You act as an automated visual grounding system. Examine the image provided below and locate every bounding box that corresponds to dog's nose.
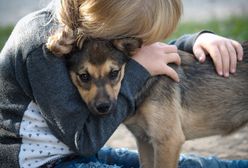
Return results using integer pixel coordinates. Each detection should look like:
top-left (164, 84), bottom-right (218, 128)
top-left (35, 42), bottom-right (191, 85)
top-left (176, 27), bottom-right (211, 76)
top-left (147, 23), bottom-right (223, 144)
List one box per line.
top-left (96, 102), bottom-right (111, 114)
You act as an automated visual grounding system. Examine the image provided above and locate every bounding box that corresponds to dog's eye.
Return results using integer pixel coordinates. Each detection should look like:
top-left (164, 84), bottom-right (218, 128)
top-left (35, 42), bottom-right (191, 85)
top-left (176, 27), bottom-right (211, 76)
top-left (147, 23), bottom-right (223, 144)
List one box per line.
top-left (109, 70), bottom-right (120, 80)
top-left (79, 73), bottom-right (91, 83)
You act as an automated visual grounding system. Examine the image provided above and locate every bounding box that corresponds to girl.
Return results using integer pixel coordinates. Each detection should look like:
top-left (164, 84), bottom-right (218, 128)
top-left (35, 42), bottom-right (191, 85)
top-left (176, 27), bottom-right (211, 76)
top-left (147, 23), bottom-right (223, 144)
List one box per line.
top-left (0, 0), bottom-right (244, 168)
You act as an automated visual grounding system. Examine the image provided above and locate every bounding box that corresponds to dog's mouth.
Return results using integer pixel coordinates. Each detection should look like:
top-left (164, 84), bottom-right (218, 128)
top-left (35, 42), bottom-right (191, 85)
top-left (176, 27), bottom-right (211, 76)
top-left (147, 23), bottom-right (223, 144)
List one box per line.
top-left (88, 101), bottom-right (117, 117)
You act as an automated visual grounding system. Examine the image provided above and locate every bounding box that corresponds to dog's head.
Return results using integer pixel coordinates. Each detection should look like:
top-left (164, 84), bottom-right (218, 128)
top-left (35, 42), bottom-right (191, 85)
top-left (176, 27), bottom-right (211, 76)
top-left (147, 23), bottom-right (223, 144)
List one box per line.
top-left (67, 38), bottom-right (142, 116)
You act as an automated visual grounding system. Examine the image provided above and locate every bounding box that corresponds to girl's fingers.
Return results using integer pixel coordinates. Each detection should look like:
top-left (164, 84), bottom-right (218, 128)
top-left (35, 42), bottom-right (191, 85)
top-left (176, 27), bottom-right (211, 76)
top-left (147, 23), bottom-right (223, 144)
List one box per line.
top-left (219, 44), bottom-right (230, 77)
top-left (163, 65), bottom-right (180, 82)
top-left (164, 53), bottom-right (181, 65)
top-left (231, 40), bottom-right (243, 61)
top-left (209, 47), bottom-right (223, 76)
top-left (226, 41), bottom-right (237, 73)
top-left (160, 43), bottom-right (178, 53)
top-left (193, 45), bottom-right (206, 63)
top-left (193, 33), bottom-right (243, 77)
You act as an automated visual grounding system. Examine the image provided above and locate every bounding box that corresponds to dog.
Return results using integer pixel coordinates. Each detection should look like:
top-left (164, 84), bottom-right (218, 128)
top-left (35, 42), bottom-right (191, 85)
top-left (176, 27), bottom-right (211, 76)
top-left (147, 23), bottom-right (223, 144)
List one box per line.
top-left (66, 37), bottom-right (248, 168)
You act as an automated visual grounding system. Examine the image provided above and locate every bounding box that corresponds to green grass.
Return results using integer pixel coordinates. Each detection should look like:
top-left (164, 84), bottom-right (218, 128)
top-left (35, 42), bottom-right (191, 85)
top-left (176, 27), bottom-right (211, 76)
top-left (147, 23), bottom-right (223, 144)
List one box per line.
top-left (167, 16), bottom-right (248, 42)
top-left (0, 16), bottom-right (248, 51)
top-left (0, 26), bottom-right (13, 50)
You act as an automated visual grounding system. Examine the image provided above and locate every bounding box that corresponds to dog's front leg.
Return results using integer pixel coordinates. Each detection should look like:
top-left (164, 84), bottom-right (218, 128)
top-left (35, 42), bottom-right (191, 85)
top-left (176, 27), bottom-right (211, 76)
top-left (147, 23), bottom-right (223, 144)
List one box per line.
top-left (153, 136), bottom-right (183, 168)
top-left (152, 122), bottom-right (185, 168)
top-left (136, 137), bottom-right (154, 168)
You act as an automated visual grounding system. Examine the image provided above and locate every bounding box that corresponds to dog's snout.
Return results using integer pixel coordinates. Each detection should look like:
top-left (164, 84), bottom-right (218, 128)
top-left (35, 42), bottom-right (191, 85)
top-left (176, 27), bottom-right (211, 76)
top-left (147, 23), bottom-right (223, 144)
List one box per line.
top-left (96, 102), bottom-right (111, 114)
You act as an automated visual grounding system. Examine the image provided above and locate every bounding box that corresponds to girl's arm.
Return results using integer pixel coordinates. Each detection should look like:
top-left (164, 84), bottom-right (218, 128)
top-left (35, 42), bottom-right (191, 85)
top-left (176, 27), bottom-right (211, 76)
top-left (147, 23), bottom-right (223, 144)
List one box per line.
top-left (26, 45), bottom-right (150, 156)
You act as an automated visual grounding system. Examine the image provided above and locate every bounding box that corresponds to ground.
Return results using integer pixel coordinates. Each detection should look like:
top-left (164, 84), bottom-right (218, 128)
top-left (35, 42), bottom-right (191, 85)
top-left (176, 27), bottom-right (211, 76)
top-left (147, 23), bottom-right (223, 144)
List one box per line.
top-left (106, 124), bottom-right (248, 160)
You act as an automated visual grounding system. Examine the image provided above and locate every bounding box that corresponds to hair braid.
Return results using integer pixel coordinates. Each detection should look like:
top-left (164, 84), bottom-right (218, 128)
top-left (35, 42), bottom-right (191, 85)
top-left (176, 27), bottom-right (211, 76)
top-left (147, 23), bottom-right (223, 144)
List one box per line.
top-left (46, 0), bottom-right (81, 56)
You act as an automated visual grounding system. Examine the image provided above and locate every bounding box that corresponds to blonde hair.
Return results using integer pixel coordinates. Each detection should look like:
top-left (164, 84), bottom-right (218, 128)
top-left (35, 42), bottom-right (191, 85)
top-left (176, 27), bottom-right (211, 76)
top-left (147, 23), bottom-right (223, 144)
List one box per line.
top-left (46, 0), bottom-right (182, 56)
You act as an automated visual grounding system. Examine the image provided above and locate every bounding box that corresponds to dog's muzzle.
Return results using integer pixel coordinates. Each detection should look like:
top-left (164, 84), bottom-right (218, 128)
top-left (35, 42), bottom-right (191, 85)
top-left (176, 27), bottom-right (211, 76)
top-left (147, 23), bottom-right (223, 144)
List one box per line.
top-left (95, 101), bottom-right (111, 114)
top-left (90, 100), bottom-right (116, 116)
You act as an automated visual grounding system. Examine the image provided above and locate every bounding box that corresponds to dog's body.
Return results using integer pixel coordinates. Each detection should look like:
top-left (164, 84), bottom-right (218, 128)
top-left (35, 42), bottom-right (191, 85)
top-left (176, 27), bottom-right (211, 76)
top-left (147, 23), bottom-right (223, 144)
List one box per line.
top-left (67, 38), bottom-right (248, 168)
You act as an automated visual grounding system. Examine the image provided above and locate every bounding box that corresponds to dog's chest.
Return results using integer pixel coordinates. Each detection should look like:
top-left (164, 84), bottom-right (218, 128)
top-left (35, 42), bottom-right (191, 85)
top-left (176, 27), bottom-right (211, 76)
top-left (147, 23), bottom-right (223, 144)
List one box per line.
top-left (124, 122), bottom-right (151, 143)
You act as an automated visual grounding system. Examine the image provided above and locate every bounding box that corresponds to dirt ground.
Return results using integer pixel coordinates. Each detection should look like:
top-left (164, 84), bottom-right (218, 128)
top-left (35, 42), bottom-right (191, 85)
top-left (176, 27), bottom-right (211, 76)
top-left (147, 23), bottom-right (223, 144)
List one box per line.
top-left (106, 124), bottom-right (248, 160)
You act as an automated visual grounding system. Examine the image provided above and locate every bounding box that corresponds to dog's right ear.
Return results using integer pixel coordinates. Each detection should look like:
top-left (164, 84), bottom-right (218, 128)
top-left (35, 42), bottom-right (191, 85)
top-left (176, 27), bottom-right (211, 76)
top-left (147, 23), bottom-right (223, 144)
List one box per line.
top-left (111, 38), bottom-right (143, 56)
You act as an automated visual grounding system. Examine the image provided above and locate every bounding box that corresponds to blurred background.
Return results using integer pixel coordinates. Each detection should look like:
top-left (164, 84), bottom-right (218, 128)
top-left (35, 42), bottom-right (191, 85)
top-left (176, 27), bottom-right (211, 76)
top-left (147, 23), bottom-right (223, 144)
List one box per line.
top-left (0, 0), bottom-right (248, 159)
top-left (0, 0), bottom-right (248, 49)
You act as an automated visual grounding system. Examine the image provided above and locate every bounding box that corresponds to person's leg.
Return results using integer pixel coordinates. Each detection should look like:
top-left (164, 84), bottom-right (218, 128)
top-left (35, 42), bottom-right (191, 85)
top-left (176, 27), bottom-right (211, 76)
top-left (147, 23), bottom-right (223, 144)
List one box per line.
top-left (54, 154), bottom-right (122, 168)
top-left (98, 147), bottom-right (248, 168)
top-left (53, 147), bottom-right (248, 168)
top-left (97, 146), bottom-right (140, 168)
top-left (179, 154), bottom-right (248, 168)
top-left (53, 147), bottom-right (139, 168)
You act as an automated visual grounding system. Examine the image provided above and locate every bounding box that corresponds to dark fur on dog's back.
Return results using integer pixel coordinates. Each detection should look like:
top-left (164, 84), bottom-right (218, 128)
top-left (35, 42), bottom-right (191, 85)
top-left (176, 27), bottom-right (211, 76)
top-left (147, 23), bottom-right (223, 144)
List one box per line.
top-left (67, 39), bottom-right (248, 168)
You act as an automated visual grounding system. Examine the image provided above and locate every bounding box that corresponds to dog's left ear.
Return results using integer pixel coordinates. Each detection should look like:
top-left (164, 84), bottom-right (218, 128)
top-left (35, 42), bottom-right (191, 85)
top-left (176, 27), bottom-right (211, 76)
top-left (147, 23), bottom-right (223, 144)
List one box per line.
top-left (112, 38), bottom-right (142, 56)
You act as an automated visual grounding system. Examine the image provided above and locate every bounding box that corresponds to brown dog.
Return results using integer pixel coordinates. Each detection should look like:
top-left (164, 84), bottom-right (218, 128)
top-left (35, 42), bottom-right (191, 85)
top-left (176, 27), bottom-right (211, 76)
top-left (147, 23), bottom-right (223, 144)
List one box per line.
top-left (67, 38), bottom-right (248, 168)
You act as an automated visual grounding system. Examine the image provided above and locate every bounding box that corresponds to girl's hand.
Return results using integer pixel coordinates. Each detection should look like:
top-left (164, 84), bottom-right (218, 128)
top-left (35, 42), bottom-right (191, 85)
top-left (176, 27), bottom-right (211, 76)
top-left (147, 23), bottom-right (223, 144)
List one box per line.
top-left (193, 33), bottom-right (243, 77)
top-left (132, 42), bottom-right (181, 82)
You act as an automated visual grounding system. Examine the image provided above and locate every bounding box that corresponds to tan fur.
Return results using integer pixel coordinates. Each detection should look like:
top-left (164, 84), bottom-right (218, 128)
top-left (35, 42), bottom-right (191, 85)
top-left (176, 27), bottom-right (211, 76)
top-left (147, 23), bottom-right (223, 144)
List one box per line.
top-left (111, 65), bottom-right (126, 98)
top-left (125, 90), bottom-right (186, 168)
top-left (68, 39), bottom-right (248, 168)
top-left (70, 71), bottom-right (97, 104)
top-left (83, 83), bottom-right (97, 105)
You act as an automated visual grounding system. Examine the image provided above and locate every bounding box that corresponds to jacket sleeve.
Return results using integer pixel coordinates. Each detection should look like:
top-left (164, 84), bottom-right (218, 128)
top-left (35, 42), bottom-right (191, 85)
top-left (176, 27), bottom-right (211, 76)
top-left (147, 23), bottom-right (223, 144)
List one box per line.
top-left (26, 45), bottom-right (150, 156)
top-left (169, 30), bottom-right (213, 53)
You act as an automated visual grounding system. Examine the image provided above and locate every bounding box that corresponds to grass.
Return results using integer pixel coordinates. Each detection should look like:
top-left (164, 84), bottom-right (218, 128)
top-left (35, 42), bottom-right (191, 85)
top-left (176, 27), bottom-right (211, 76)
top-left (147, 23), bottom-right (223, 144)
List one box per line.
top-left (0, 16), bottom-right (248, 50)
top-left (0, 26), bottom-right (13, 50)
top-left (167, 16), bottom-right (248, 42)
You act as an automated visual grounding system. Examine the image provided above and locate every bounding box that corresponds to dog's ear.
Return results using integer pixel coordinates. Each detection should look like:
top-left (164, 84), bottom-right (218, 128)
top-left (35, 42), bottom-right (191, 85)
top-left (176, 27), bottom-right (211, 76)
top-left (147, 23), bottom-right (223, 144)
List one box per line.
top-left (64, 36), bottom-right (88, 59)
top-left (112, 38), bottom-right (142, 56)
